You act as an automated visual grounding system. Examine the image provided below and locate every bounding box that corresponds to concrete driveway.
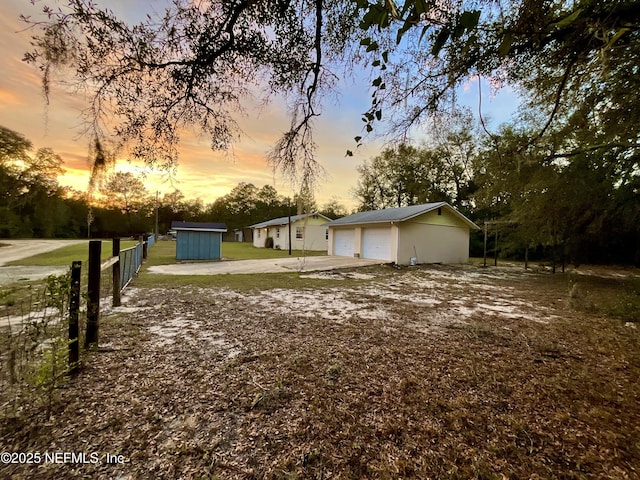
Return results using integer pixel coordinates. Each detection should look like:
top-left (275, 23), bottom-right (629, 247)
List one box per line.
top-left (147, 256), bottom-right (382, 275)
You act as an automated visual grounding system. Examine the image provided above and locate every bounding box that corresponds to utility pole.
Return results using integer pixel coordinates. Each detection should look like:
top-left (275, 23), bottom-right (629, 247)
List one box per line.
top-left (483, 222), bottom-right (488, 267)
top-left (155, 190), bottom-right (159, 239)
top-left (87, 206), bottom-right (94, 239)
top-left (288, 197), bottom-right (292, 256)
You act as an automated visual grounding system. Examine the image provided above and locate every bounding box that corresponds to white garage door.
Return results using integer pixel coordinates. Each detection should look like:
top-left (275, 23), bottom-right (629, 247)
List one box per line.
top-left (333, 229), bottom-right (354, 257)
top-left (362, 227), bottom-right (392, 261)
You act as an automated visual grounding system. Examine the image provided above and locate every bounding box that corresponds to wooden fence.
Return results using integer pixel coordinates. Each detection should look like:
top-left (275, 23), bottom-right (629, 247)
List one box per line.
top-left (68, 235), bottom-right (152, 373)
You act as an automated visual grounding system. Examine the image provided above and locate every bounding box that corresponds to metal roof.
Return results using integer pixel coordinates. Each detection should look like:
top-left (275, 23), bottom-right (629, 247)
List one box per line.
top-left (327, 203), bottom-right (479, 229)
top-left (170, 221), bottom-right (227, 232)
top-left (249, 212), bottom-right (331, 229)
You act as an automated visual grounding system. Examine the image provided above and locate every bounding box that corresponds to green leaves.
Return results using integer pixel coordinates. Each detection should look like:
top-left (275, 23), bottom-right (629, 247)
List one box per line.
top-left (359, 3), bottom-right (388, 30)
top-left (431, 28), bottom-right (450, 56)
top-left (358, 4), bottom-right (482, 56)
top-left (460, 10), bottom-right (481, 30)
top-left (498, 33), bottom-right (513, 57)
top-left (548, 8), bottom-right (583, 31)
top-left (359, 37), bottom-right (379, 52)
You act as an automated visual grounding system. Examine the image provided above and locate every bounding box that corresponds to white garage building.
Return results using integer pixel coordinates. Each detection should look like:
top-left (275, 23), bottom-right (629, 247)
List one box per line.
top-left (327, 202), bottom-right (479, 265)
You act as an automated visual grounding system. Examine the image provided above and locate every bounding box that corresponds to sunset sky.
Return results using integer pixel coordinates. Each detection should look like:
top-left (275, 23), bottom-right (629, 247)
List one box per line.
top-left (0, 0), bottom-right (520, 210)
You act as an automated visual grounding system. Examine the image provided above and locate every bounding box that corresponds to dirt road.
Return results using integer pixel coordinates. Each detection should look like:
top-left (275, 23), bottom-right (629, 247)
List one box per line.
top-left (0, 239), bottom-right (87, 286)
top-left (0, 239), bottom-right (87, 266)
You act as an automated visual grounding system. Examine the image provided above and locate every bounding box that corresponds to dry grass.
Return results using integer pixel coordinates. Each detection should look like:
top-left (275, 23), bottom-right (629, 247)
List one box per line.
top-left (1, 264), bottom-right (639, 479)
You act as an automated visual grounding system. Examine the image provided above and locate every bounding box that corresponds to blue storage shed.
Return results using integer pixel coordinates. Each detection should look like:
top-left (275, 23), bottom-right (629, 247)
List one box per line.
top-left (170, 221), bottom-right (227, 260)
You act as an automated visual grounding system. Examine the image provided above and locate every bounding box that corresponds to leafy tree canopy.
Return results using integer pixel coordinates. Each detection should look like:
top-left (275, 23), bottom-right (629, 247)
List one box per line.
top-left (23, 0), bottom-right (359, 186)
top-left (100, 171), bottom-right (149, 213)
top-left (22, 0), bottom-right (640, 186)
top-left (355, 1), bottom-right (639, 143)
top-left (0, 125), bottom-right (32, 165)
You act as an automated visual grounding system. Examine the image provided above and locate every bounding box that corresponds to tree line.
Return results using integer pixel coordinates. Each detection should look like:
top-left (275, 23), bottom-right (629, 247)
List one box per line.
top-left (351, 109), bottom-right (639, 266)
top-left (0, 125), bottom-right (349, 239)
top-left (15, 1), bottom-right (639, 265)
top-left (2, 120), bottom-right (638, 264)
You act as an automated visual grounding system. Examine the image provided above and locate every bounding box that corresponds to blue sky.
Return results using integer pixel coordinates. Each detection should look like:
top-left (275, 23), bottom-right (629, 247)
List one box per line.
top-left (0, 0), bottom-right (520, 209)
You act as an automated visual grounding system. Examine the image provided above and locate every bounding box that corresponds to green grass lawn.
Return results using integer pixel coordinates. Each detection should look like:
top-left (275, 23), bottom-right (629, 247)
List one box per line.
top-left (5, 240), bottom-right (140, 267)
top-left (223, 241), bottom-right (326, 260)
top-left (144, 240), bottom-right (327, 267)
top-left (7, 240), bottom-right (327, 267)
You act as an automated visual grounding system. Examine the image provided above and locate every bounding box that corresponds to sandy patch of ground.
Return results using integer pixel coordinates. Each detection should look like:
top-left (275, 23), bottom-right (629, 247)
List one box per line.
top-left (147, 255), bottom-right (381, 275)
top-left (2, 264), bottom-right (639, 479)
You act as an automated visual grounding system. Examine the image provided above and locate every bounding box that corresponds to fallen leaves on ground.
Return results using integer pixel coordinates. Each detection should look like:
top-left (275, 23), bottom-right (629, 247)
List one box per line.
top-left (1, 264), bottom-right (639, 479)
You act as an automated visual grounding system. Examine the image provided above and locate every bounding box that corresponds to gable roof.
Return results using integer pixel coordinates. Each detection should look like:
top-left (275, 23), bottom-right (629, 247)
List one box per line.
top-left (249, 212), bottom-right (332, 229)
top-left (170, 221), bottom-right (227, 232)
top-left (327, 202), bottom-right (479, 229)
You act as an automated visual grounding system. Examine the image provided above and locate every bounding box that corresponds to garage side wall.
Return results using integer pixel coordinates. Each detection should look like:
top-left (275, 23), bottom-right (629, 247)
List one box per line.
top-left (398, 214), bottom-right (470, 264)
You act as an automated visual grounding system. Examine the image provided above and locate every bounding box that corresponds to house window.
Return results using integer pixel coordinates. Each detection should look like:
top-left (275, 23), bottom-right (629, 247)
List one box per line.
top-left (276, 227), bottom-right (280, 238)
top-left (325, 229), bottom-right (329, 240)
top-left (437, 207), bottom-right (442, 216)
top-left (296, 227), bottom-right (303, 239)
top-left (257, 229), bottom-right (261, 238)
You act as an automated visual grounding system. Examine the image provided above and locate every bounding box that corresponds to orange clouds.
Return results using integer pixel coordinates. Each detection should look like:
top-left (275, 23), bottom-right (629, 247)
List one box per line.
top-left (0, 0), bottom-right (369, 210)
top-left (0, 87), bottom-right (22, 107)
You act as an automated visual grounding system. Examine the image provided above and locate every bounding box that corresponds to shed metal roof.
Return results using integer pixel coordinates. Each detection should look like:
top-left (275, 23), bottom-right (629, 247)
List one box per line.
top-left (249, 212), bottom-right (331, 229)
top-left (327, 203), bottom-right (479, 229)
top-left (170, 221), bottom-right (227, 232)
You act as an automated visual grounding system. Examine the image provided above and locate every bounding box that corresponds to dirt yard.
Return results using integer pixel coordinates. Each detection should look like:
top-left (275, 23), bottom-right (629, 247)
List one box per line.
top-left (1, 264), bottom-right (639, 479)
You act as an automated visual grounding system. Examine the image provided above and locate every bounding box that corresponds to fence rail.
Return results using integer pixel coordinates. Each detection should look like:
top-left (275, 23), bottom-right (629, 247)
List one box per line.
top-left (79, 236), bottom-right (149, 352)
top-left (74, 235), bottom-right (153, 369)
top-left (120, 242), bottom-right (143, 290)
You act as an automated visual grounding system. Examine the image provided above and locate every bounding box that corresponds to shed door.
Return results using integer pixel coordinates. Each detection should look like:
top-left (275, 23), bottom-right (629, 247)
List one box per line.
top-left (176, 231), bottom-right (221, 260)
top-left (333, 229), bottom-right (354, 257)
top-left (362, 227), bottom-right (392, 261)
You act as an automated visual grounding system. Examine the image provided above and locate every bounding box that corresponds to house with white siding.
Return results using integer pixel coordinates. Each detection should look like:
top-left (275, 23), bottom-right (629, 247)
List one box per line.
top-left (250, 213), bottom-right (331, 251)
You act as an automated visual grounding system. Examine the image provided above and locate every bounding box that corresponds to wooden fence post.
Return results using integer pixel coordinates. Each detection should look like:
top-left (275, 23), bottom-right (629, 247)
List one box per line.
top-left (112, 237), bottom-right (121, 307)
top-left (69, 261), bottom-right (82, 374)
top-left (85, 240), bottom-right (101, 349)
